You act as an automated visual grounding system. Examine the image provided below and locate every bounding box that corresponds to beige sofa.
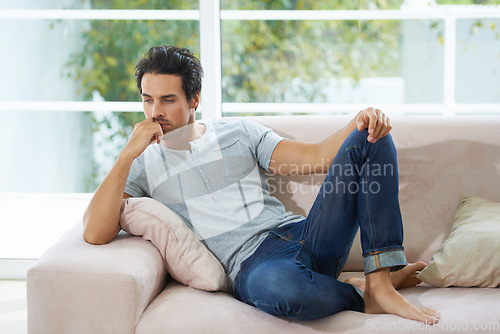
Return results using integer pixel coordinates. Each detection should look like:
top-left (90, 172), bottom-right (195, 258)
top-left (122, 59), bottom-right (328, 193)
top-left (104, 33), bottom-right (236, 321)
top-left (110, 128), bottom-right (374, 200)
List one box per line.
top-left (28, 115), bottom-right (500, 334)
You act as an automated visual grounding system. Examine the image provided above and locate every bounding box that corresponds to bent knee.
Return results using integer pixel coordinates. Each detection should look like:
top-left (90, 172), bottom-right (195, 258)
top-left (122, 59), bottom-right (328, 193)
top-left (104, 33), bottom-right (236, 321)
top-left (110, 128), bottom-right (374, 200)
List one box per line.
top-left (244, 261), bottom-right (318, 317)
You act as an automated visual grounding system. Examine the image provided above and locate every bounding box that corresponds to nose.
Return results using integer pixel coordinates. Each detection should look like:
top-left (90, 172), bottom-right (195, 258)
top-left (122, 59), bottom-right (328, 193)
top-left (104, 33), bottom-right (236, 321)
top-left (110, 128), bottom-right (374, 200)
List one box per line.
top-left (152, 101), bottom-right (166, 119)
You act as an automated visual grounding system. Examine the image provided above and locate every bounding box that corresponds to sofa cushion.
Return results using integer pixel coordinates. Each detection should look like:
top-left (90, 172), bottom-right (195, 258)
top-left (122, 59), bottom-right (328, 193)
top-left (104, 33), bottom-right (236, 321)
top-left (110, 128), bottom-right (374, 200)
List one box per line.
top-left (135, 281), bottom-right (320, 334)
top-left (120, 197), bottom-right (228, 291)
top-left (136, 278), bottom-right (500, 334)
top-left (417, 194), bottom-right (500, 287)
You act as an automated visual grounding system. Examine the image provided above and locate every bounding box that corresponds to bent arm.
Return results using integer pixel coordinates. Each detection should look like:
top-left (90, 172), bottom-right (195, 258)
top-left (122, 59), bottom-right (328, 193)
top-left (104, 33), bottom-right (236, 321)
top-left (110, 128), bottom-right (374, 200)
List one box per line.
top-left (83, 117), bottom-right (163, 245)
top-left (83, 152), bottom-right (134, 245)
top-left (269, 108), bottom-right (391, 175)
top-left (269, 118), bottom-right (358, 175)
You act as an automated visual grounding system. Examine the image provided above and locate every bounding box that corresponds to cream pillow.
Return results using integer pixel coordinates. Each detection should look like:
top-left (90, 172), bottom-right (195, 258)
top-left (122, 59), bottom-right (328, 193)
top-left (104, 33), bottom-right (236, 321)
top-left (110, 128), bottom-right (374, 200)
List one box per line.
top-left (119, 197), bottom-right (227, 292)
top-left (417, 194), bottom-right (500, 287)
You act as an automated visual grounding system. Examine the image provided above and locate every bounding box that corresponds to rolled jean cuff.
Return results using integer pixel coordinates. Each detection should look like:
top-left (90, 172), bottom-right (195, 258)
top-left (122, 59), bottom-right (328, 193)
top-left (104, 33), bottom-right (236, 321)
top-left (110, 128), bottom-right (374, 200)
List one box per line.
top-left (363, 249), bottom-right (407, 275)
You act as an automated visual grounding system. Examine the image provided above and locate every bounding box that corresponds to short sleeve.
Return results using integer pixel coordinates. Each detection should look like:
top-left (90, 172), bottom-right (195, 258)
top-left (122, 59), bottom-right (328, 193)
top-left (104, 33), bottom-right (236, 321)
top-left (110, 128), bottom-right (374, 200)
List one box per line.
top-left (124, 156), bottom-right (149, 198)
top-left (241, 120), bottom-right (285, 173)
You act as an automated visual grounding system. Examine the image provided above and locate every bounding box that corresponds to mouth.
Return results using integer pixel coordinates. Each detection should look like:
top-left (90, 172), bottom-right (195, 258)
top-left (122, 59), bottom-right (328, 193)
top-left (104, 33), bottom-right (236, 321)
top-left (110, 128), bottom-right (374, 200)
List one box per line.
top-left (154, 118), bottom-right (171, 127)
top-left (157, 121), bottom-right (174, 135)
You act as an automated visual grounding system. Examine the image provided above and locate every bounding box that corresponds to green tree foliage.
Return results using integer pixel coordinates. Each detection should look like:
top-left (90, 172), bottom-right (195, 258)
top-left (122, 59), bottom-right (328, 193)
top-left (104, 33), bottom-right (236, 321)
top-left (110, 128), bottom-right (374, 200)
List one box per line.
top-left (222, 18), bottom-right (401, 102)
top-left (221, 0), bottom-right (403, 102)
top-left (69, 1), bottom-right (199, 103)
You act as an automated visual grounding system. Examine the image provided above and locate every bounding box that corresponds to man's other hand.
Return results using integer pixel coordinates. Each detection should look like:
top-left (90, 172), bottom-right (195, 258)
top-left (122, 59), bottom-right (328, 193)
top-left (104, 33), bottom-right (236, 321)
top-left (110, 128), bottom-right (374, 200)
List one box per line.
top-left (355, 107), bottom-right (392, 143)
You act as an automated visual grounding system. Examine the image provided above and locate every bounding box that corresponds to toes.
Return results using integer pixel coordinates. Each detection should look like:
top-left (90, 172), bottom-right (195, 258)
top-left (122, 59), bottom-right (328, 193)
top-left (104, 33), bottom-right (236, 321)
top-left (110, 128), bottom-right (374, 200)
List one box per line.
top-left (424, 316), bottom-right (440, 325)
top-left (420, 307), bottom-right (440, 325)
top-left (408, 262), bottom-right (427, 271)
top-left (414, 308), bottom-right (440, 325)
top-left (397, 263), bottom-right (426, 277)
top-left (422, 307), bottom-right (440, 318)
top-left (396, 272), bottom-right (422, 288)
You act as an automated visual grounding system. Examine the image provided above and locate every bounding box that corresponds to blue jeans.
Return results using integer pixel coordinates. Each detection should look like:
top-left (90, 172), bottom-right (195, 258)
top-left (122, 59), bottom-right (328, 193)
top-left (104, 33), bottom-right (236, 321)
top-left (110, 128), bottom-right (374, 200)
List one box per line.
top-left (234, 129), bottom-right (407, 321)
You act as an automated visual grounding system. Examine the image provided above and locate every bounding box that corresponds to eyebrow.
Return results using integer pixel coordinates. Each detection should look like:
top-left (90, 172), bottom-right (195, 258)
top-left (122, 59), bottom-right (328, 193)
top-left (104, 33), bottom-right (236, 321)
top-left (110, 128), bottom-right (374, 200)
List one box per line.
top-left (141, 93), bottom-right (177, 99)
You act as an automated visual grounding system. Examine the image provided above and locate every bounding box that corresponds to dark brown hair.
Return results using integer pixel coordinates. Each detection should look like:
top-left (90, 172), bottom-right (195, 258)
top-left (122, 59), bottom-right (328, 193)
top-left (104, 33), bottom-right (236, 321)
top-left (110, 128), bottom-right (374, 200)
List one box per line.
top-left (135, 46), bottom-right (203, 103)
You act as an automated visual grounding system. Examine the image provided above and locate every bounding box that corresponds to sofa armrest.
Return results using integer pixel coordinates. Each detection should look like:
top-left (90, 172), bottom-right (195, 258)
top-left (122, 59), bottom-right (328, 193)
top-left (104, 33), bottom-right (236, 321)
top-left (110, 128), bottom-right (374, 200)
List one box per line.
top-left (27, 221), bottom-right (168, 334)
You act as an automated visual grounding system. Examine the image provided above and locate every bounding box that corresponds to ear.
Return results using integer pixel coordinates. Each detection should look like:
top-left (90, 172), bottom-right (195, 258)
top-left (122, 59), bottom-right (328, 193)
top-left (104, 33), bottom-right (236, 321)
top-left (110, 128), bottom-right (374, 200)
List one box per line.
top-left (191, 92), bottom-right (200, 111)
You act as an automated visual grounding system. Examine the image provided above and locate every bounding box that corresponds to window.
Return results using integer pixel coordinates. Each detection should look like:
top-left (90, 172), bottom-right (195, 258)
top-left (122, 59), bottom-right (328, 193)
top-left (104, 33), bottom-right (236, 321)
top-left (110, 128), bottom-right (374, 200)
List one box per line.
top-left (0, 2), bottom-right (200, 266)
top-left (1, 0), bottom-right (499, 277)
top-left (219, 1), bottom-right (500, 115)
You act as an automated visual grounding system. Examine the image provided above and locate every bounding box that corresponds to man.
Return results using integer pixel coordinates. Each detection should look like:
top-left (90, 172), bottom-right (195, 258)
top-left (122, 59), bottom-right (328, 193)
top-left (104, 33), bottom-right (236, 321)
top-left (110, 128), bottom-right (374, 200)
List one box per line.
top-left (83, 45), bottom-right (439, 323)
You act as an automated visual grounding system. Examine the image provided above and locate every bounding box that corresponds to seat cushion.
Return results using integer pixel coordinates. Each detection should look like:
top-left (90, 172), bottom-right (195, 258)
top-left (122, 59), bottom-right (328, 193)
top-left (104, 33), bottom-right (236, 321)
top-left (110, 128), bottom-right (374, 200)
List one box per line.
top-left (136, 273), bottom-right (500, 334)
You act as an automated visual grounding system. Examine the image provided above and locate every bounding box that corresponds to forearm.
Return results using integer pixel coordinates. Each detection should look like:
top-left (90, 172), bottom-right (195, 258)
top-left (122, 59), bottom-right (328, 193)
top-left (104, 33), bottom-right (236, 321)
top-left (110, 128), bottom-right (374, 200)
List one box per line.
top-left (314, 118), bottom-right (358, 172)
top-left (269, 118), bottom-right (357, 175)
top-left (82, 117), bottom-right (163, 244)
top-left (304, 108), bottom-right (391, 172)
top-left (269, 108), bottom-right (391, 176)
top-left (83, 152), bottom-right (134, 244)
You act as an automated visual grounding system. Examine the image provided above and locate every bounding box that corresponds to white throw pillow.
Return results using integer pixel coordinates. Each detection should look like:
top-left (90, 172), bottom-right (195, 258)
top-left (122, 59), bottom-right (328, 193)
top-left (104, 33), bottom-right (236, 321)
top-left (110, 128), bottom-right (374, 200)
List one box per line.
top-left (120, 197), bottom-right (227, 292)
top-left (417, 194), bottom-right (500, 287)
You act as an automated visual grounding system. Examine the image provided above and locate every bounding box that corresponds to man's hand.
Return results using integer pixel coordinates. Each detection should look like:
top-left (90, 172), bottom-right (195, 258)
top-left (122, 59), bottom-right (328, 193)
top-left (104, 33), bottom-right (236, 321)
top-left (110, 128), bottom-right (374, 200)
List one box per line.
top-left (355, 107), bottom-right (392, 143)
top-left (121, 117), bottom-right (163, 160)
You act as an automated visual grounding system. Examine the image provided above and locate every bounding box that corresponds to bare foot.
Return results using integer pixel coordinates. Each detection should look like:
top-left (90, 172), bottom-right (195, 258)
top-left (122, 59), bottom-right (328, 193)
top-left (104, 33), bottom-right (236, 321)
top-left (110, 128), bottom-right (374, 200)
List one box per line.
top-left (363, 267), bottom-right (440, 324)
top-left (390, 262), bottom-right (427, 289)
top-left (345, 262), bottom-right (426, 292)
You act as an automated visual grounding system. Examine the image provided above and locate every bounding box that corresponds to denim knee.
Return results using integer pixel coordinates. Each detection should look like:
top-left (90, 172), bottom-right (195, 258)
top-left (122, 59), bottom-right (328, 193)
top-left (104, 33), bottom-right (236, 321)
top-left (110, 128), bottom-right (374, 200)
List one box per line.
top-left (244, 260), bottom-right (314, 318)
top-left (343, 129), bottom-right (397, 164)
top-left (345, 128), bottom-right (395, 148)
top-left (339, 129), bottom-right (367, 152)
top-left (242, 258), bottom-right (366, 321)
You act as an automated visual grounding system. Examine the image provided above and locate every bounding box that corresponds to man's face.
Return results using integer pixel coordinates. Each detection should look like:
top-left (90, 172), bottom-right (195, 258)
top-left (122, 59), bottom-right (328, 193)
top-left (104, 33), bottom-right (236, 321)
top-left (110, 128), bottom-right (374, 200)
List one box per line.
top-left (141, 73), bottom-right (199, 134)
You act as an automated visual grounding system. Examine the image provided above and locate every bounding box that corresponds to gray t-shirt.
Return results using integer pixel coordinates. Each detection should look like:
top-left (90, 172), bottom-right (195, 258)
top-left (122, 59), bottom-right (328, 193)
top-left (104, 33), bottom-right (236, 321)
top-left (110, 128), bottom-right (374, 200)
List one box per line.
top-left (125, 119), bottom-right (304, 292)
